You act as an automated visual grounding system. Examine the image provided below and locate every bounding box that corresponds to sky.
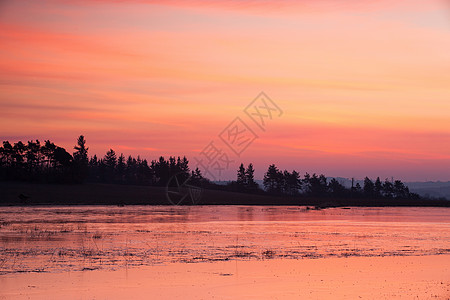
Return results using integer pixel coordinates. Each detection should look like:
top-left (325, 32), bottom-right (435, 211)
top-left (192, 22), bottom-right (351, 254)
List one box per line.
top-left (1, 0), bottom-right (450, 181)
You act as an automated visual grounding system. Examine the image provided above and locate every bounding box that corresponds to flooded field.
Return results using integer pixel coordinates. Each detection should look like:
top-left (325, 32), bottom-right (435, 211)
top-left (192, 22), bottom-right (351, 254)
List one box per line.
top-left (0, 206), bottom-right (449, 274)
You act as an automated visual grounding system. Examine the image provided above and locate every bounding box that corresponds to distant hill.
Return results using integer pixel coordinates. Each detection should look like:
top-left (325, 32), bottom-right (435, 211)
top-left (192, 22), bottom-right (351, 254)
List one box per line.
top-left (406, 181), bottom-right (450, 199)
top-left (330, 178), bottom-right (450, 200)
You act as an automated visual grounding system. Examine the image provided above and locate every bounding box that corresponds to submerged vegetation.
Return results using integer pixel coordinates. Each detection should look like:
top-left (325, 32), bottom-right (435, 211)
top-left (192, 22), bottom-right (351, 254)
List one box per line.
top-left (0, 136), bottom-right (447, 205)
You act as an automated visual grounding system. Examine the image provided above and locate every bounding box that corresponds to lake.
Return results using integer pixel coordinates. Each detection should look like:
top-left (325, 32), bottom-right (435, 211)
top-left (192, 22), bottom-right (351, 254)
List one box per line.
top-left (1, 206), bottom-right (449, 274)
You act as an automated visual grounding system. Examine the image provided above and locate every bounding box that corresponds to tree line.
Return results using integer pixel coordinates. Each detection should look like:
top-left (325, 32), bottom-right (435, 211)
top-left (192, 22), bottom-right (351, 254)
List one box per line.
top-left (0, 137), bottom-right (88, 183)
top-left (0, 136), bottom-right (420, 201)
top-left (258, 164), bottom-right (418, 200)
top-left (0, 136), bottom-right (207, 187)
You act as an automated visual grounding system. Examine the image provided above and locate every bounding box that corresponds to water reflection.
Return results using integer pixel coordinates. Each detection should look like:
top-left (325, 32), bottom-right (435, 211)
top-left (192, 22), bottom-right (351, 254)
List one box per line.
top-left (0, 206), bottom-right (449, 274)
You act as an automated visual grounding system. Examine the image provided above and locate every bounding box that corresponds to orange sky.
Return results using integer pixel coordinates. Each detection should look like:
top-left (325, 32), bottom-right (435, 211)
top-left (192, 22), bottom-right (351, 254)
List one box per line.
top-left (1, 0), bottom-right (450, 181)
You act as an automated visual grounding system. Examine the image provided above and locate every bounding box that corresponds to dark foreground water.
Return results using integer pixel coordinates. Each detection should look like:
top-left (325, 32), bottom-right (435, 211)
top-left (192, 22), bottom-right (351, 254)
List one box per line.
top-left (0, 206), bottom-right (449, 274)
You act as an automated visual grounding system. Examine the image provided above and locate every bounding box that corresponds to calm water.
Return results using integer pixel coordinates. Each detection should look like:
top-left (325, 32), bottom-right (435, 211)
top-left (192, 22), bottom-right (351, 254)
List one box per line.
top-left (0, 206), bottom-right (449, 274)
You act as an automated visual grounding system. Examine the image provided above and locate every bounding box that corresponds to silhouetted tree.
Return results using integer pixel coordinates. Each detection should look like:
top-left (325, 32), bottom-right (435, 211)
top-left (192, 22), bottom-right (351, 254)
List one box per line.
top-left (149, 156), bottom-right (190, 186)
top-left (42, 140), bottom-right (57, 170)
top-left (0, 143), bottom-right (6, 177)
top-left (125, 155), bottom-right (137, 183)
top-left (73, 136), bottom-right (88, 162)
top-left (393, 180), bottom-right (409, 199)
top-left (104, 149), bottom-right (117, 168)
top-left (363, 177), bottom-right (375, 198)
top-left (26, 140), bottom-right (41, 177)
top-left (53, 146), bottom-right (73, 182)
top-left (136, 156), bottom-right (151, 184)
top-left (73, 135), bottom-right (89, 182)
top-left (328, 178), bottom-right (346, 198)
top-left (103, 149), bottom-right (117, 182)
top-left (354, 182), bottom-right (362, 195)
top-left (117, 153), bottom-right (126, 182)
top-left (190, 167), bottom-right (204, 185)
top-left (153, 156), bottom-right (169, 185)
top-left (12, 142), bottom-right (26, 179)
top-left (264, 164), bottom-right (282, 194)
top-left (177, 156), bottom-right (190, 180)
top-left (88, 155), bottom-right (99, 181)
top-left (303, 173), bottom-right (328, 197)
top-left (282, 170), bottom-right (301, 195)
top-left (382, 179), bottom-right (394, 198)
top-left (1, 141), bottom-right (13, 166)
top-left (189, 167), bottom-right (212, 188)
top-left (236, 163), bottom-right (246, 189)
top-left (0, 136), bottom-right (436, 203)
top-left (245, 163), bottom-right (258, 192)
top-left (230, 163), bottom-right (260, 193)
top-left (374, 177), bottom-right (383, 197)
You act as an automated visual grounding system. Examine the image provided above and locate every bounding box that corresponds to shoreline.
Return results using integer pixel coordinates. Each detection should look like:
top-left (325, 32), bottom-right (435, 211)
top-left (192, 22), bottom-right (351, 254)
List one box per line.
top-left (1, 181), bottom-right (449, 207)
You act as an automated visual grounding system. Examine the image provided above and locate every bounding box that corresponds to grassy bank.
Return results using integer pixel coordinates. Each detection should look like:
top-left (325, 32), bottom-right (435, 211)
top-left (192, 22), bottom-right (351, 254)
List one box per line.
top-left (0, 181), bottom-right (449, 207)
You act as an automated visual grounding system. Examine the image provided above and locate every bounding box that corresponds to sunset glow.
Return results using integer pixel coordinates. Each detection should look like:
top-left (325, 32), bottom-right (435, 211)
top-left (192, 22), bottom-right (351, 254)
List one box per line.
top-left (1, 0), bottom-right (450, 180)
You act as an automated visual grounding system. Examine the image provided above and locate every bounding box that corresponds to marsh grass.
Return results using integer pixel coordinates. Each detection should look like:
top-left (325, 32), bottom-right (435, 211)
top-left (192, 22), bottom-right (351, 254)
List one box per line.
top-left (262, 249), bottom-right (276, 259)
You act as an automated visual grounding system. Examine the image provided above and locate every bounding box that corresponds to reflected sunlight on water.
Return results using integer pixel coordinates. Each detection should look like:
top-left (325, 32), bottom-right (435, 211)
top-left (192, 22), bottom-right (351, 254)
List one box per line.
top-left (0, 206), bottom-right (449, 274)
